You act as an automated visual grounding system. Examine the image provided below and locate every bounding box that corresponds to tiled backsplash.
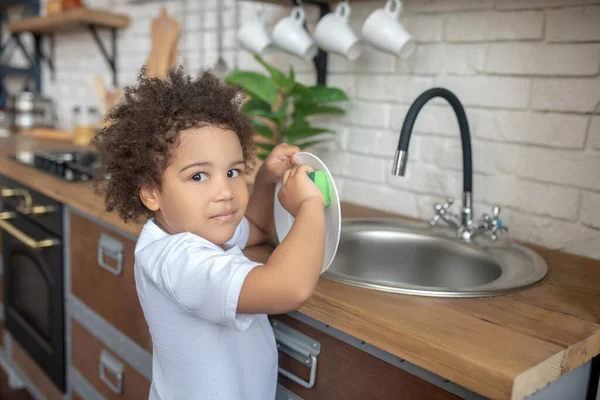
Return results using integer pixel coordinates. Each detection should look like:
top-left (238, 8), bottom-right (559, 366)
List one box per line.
top-left (21, 0), bottom-right (600, 259)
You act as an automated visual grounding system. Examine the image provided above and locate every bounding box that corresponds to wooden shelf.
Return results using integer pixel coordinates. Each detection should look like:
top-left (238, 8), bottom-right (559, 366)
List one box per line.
top-left (7, 8), bottom-right (130, 34)
top-left (256, 0), bottom-right (380, 4)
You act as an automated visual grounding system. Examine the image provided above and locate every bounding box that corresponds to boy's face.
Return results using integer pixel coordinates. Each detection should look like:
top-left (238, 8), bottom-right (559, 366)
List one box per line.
top-left (141, 125), bottom-right (249, 246)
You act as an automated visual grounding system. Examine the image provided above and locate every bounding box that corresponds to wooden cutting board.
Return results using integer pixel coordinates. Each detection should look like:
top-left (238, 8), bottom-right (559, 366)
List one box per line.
top-left (146, 7), bottom-right (179, 79)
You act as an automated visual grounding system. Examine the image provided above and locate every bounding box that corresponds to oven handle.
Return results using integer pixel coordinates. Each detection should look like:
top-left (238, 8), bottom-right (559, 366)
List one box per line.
top-left (0, 219), bottom-right (61, 249)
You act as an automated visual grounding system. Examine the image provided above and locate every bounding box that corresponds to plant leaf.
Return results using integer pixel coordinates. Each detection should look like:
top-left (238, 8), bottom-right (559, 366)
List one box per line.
top-left (288, 82), bottom-right (311, 98)
top-left (243, 98), bottom-right (272, 117)
top-left (298, 85), bottom-right (349, 105)
top-left (286, 125), bottom-right (333, 144)
top-left (255, 55), bottom-right (294, 89)
top-left (294, 105), bottom-right (345, 119)
top-left (289, 66), bottom-right (295, 82)
top-left (224, 71), bottom-right (276, 105)
top-left (288, 118), bottom-right (310, 131)
top-left (251, 120), bottom-right (275, 139)
top-left (255, 142), bottom-right (275, 155)
top-left (298, 139), bottom-right (330, 150)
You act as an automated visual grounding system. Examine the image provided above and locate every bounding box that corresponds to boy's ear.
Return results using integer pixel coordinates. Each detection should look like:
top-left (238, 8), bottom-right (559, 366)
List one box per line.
top-left (139, 184), bottom-right (160, 212)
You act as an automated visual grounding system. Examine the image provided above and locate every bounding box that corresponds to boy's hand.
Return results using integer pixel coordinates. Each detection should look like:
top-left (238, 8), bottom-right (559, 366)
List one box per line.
top-left (278, 164), bottom-right (326, 217)
top-left (258, 143), bottom-right (301, 184)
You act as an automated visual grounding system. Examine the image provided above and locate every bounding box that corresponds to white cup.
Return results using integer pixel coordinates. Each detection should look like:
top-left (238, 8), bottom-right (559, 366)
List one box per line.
top-left (314, 2), bottom-right (362, 60)
top-left (361, 0), bottom-right (414, 59)
top-left (272, 6), bottom-right (318, 60)
top-left (237, 7), bottom-right (274, 56)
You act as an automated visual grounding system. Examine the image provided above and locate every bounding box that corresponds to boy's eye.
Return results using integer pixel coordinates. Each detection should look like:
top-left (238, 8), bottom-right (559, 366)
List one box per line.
top-left (228, 169), bottom-right (240, 178)
top-left (191, 172), bottom-right (208, 182)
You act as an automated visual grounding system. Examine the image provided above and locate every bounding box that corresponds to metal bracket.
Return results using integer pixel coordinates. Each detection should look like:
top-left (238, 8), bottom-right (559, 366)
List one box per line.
top-left (291, 0), bottom-right (330, 86)
top-left (99, 349), bottom-right (124, 395)
top-left (272, 319), bottom-right (321, 389)
top-left (98, 233), bottom-right (124, 276)
top-left (0, 0), bottom-right (43, 95)
top-left (88, 25), bottom-right (118, 87)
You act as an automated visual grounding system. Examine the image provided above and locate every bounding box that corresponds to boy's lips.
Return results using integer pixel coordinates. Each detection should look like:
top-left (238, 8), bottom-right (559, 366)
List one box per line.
top-left (211, 210), bottom-right (237, 222)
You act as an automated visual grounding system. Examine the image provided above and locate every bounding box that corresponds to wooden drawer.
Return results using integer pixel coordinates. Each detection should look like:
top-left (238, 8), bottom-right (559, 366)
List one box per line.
top-left (70, 212), bottom-right (151, 352)
top-left (71, 319), bottom-right (151, 399)
top-left (72, 391), bottom-right (84, 400)
top-left (13, 340), bottom-right (63, 400)
top-left (273, 314), bottom-right (460, 400)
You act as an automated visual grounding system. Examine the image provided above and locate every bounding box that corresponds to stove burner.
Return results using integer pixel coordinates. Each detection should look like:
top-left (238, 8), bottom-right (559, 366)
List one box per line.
top-left (12, 150), bottom-right (104, 182)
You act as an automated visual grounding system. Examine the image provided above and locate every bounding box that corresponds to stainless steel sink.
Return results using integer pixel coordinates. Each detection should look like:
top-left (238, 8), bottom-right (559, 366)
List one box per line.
top-left (323, 218), bottom-right (548, 298)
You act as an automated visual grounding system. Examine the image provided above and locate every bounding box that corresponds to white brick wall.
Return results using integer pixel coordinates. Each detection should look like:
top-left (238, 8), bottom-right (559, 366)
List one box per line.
top-left (23, 0), bottom-right (600, 260)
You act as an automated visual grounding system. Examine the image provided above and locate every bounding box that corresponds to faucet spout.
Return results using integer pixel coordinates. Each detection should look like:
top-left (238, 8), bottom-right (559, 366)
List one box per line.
top-left (392, 87), bottom-right (474, 230)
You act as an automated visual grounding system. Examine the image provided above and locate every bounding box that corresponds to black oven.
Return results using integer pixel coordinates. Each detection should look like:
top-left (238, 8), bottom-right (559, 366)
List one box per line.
top-left (0, 175), bottom-right (65, 392)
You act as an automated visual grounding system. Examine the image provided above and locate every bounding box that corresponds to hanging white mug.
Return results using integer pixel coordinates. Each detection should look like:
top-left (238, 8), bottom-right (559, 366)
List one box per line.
top-left (272, 6), bottom-right (318, 60)
top-left (314, 2), bottom-right (362, 60)
top-left (237, 6), bottom-right (274, 56)
top-left (361, 0), bottom-right (414, 59)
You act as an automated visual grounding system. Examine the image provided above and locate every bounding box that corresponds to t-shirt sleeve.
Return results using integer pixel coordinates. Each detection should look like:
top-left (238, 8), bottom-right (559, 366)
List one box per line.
top-left (149, 234), bottom-right (259, 331)
top-left (223, 216), bottom-right (250, 250)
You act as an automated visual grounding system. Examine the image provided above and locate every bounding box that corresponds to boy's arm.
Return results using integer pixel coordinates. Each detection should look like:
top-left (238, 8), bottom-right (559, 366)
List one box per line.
top-left (238, 164), bottom-right (326, 315)
top-left (244, 168), bottom-right (276, 247)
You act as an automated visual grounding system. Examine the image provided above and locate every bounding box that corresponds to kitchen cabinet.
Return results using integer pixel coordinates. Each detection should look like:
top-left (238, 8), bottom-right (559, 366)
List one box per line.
top-left (71, 319), bottom-right (151, 400)
top-left (70, 211), bottom-right (152, 352)
top-left (272, 314), bottom-right (461, 400)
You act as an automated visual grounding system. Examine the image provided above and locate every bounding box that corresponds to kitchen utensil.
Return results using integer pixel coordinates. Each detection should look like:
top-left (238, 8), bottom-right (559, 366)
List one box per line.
top-left (273, 152), bottom-right (341, 274)
top-left (73, 106), bottom-right (99, 147)
top-left (146, 7), bottom-right (180, 79)
top-left (213, 0), bottom-right (228, 78)
top-left (272, 6), bottom-right (318, 60)
top-left (92, 75), bottom-right (122, 118)
top-left (7, 91), bottom-right (56, 130)
top-left (237, 4), bottom-right (274, 56)
top-left (361, 0), bottom-right (414, 59)
top-left (314, 1), bottom-right (362, 60)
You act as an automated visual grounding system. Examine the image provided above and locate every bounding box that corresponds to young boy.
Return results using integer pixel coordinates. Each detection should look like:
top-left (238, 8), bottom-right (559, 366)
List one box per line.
top-left (92, 67), bottom-right (326, 399)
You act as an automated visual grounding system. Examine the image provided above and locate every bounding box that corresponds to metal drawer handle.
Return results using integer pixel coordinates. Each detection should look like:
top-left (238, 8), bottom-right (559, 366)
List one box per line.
top-left (99, 349), bottom-right (124, 395)
top-left (98, 233), bottom-right (124, 276)
top-left (1, 187), bottom-right (32, 210)
top-left (0, 219), bottom-right (60, 249)
top-left (272, 319), bottom-right (321, 389)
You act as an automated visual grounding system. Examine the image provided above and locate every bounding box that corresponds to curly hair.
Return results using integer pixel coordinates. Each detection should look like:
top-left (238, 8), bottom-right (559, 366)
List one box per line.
top-left (92, 66), bottom-right (256, 224)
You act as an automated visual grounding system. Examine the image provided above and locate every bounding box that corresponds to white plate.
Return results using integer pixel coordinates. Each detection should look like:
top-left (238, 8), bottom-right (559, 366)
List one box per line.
top-left (273, 152), bottom-right (341, 274)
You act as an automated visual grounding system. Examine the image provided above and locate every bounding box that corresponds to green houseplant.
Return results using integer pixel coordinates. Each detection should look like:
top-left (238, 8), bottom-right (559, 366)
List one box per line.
top-left (224, 55), bottom-right (349, 159)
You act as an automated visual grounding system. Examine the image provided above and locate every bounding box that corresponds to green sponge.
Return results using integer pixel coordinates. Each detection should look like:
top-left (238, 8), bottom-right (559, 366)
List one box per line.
top-left (309, 171), bottom-right (331, 207)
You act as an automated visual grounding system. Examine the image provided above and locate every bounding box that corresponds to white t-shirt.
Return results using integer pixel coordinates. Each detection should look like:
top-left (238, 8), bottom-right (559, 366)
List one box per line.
top-left (134, 217), bottom-right (278, 399)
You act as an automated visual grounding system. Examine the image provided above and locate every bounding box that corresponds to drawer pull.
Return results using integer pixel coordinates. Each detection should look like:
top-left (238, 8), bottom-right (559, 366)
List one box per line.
top-left (99, 349), bottom-right (124, 395)
top-left (98, 233), bottom-right (124, 276)
top-left (0, 218), bottom-right (60, 249)
top-left (272, 319), bottom-right (321, 389)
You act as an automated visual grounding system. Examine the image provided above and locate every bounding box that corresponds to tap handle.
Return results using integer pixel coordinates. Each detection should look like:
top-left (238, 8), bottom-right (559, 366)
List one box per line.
top-left (492, 206), bottom-right (501, 218)
top-left (434, 197), bottom-right (454, 212)
top-left (430, 198), bottom-right (459, 228)
top-left (487, 205), bottom-right (508, 240)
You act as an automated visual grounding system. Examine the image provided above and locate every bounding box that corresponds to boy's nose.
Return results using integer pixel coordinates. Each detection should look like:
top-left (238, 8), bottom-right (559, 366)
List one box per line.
top-left (215, 178), bottom-right (234, 202)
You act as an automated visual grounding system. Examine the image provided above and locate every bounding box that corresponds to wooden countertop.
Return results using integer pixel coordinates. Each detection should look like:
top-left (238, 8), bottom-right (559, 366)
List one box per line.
top-left (2, 135), bottom-right (599, 399)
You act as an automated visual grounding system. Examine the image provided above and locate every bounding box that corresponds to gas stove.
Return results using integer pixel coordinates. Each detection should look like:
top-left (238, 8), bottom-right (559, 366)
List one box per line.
top-left (11, 150), bottom-right (103, 182)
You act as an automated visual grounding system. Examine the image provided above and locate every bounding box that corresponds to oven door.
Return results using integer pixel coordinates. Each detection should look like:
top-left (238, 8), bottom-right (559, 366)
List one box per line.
top-left (1, 208), bottom-right (65, 392)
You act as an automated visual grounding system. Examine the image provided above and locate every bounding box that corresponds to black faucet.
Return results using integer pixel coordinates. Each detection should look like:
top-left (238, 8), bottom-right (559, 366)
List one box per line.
top-left (392, 87), bottom-right (486, 239)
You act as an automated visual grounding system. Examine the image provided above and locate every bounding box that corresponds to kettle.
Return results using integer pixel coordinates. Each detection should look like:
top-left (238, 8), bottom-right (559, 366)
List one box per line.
top-left (6, 91), bottom-right (57, 130)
